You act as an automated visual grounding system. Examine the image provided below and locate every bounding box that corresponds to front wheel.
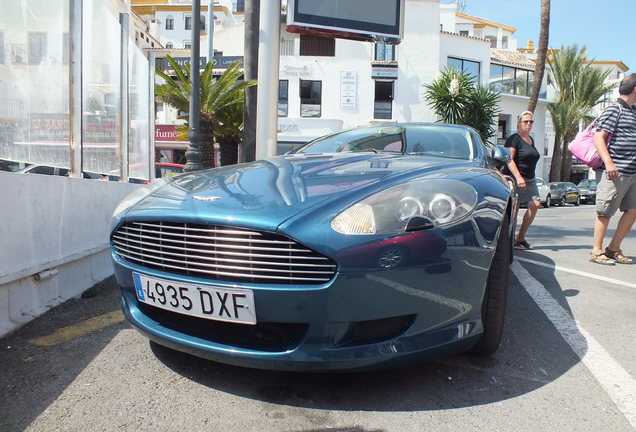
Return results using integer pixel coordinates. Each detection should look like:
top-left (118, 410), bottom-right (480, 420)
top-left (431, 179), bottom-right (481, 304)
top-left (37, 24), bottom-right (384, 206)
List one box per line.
top-left (471, 213), bottom-right (511, 355)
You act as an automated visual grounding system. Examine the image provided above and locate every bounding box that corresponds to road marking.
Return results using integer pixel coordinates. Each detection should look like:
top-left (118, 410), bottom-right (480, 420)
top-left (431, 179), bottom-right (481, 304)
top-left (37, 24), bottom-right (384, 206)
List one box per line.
top-left (512, 260), bottom-right (636, 428)
top-left (516, 256), bottom-right (636, 289)
top-left (29, 310), bottom-right (125, 347)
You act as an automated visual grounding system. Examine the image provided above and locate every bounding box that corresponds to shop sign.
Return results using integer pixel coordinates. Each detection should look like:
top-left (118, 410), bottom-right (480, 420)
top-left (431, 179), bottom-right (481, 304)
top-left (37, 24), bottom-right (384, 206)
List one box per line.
top-left (155, 124), bottom-right (183, 142)
top-left (371, 66), bottom-right (398, 79)
top-left (340, 71), bottom-right (357, 110)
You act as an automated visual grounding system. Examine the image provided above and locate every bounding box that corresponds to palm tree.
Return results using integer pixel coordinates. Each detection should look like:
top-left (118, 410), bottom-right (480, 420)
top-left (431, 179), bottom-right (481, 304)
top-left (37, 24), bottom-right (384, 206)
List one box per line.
top-left (424, 68), bottom-right (501, 145)
top-left (546, 45), bottom-right (614, 181)
top-left (155, 55), bottom-right (256, 167)
top-left (527, 0), bottom-right (550, 113)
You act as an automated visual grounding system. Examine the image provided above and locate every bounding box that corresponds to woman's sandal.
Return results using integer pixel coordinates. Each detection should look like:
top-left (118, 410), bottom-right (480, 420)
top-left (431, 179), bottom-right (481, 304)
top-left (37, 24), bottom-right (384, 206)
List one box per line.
top-left (604, 248), bottom-right (633, 264)
top-left (589, 251), bottom-right (615, 266)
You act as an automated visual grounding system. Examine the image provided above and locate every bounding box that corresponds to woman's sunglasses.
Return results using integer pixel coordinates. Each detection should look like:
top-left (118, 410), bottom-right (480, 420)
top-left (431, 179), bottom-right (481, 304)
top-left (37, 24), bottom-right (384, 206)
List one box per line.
top-left (522, 120), bottom-right (535, 124)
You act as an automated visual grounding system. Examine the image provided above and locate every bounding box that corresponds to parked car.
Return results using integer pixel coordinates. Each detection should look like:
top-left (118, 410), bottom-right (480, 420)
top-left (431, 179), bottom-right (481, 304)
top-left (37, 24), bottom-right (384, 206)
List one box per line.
top-left (577, 179), bottom-right (597, 204)
top-left (536, 178), bottom-right (552, 208)
top-left (110, 123), bottom-right (516, 371)
top-left (548, 181), bottom-right (580, 206)
top-left (17, 164), bottom-right (104, 179)
top-left (0, 159), bottom-right (30, 172)
top-left (107, 163), bottom-right (185, 183)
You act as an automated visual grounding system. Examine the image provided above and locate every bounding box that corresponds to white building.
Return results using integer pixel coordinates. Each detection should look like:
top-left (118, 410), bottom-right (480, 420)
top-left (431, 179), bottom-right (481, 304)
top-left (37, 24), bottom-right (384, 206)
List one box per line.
top-left (132, 0), bottom-right (561, 179)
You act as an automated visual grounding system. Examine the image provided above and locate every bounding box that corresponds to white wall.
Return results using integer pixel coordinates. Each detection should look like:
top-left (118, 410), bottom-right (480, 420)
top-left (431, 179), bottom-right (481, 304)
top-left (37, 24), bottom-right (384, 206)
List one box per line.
top-left (0, 172), bottom-right (140, 336)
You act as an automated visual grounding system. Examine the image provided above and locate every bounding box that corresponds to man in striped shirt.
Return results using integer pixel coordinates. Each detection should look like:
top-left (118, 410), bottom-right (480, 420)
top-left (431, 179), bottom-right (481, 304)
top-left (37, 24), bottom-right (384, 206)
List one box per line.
top-left (590, 73), bottom-right (636, 265)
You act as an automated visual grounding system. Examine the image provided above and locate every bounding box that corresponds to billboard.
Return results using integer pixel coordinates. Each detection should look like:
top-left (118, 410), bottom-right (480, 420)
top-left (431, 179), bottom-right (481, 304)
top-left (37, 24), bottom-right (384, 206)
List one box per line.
top-left (287, 0), bottom-right (404, 44)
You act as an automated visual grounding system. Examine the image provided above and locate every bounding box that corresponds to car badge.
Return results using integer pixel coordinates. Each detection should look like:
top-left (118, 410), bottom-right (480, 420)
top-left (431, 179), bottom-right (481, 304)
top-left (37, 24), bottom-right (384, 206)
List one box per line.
top-left (193, 195), bottom-right (221, 201)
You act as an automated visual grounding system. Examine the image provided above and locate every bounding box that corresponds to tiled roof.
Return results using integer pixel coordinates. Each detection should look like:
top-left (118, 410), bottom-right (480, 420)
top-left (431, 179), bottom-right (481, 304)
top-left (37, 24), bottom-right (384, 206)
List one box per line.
top-left (491, 49), bottom-right (536, 69)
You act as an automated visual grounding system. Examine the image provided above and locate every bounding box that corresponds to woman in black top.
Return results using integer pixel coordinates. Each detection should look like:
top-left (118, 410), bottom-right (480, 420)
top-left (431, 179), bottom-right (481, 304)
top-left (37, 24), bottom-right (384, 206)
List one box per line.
top-left (505, 111), bottom-right (541, 250)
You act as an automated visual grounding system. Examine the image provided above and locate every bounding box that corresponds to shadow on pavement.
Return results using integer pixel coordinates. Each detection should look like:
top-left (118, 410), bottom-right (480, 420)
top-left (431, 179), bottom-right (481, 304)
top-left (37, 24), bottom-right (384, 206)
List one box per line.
top-left (0, 276), bottom-right (127, 432)
top-left (0, 252), bottom-right (590, 428)
top-left (148, 252), bottom-right (586, 412)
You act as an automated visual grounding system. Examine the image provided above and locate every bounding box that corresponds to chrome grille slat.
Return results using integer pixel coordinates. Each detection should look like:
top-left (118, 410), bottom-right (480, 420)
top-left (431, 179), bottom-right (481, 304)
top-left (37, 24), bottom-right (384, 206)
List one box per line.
top-left (119, 225), bottom-right (297, 245)
top-left (113, 236), bottom-right (329, 261)
top-left (115, 246), bottom-right (335, 274)
top-left (113, 231), bottom-right (312, 253)
top-left (112, 239), bottom-right (335, 268)
top-left (116, 251), bottom-right (332, 282)
top-left (112, 221), bottom-right (337, 284)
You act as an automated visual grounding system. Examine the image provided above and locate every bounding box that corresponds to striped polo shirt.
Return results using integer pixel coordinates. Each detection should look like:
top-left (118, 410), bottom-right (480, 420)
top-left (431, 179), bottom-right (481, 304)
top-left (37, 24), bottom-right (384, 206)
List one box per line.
top-left (596, 99), bottom-right (636, 176)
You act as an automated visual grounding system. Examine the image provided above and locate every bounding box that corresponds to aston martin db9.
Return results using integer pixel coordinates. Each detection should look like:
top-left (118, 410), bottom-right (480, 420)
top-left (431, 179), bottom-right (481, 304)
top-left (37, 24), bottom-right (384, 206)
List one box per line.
top-left (110, 123), bottom-right (516, 371)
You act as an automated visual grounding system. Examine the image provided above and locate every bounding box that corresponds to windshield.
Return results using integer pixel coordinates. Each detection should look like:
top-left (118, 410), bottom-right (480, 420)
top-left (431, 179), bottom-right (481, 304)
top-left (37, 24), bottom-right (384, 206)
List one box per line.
top-left (294, 124), bottom-right (476, 160)
top-left (578, 179), bottom-right (596, 188)
top-left (549, 183), bottom-right (564, 190)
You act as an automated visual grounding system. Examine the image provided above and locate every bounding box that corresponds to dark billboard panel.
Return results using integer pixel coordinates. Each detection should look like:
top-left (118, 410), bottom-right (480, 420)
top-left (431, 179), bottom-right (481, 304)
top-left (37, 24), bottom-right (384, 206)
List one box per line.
top-left (287, 0), bottom-right (404, 43)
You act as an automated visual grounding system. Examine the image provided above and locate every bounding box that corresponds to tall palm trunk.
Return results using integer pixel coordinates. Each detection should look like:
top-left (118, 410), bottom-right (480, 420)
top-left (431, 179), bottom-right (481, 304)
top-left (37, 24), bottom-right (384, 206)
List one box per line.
top-left (527, 0), bottom-right (550, 113)
top-left (549, 132), bottom-right (562, 182)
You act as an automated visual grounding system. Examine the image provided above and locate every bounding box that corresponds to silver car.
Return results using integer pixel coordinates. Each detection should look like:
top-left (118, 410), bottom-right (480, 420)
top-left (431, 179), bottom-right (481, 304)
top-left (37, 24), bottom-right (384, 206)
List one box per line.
top-left (536, 178), bottom-right (552, 208)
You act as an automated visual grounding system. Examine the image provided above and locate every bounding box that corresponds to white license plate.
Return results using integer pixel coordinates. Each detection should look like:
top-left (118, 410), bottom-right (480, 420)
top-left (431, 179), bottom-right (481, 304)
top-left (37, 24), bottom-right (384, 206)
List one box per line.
top-left (132, 273), bottom-right (257, 325)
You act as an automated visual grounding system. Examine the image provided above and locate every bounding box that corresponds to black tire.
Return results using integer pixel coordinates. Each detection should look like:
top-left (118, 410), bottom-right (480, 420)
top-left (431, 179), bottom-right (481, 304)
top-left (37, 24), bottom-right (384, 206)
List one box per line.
top-left (471, 213), bottom-right (511, 355)
top-left (544, 195), bottom-right (551, 208)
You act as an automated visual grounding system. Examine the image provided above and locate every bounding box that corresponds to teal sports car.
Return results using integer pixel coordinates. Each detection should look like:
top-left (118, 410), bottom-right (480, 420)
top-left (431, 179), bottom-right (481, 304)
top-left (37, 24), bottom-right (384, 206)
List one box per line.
top-left (110, 123), bottom-right (515, 371)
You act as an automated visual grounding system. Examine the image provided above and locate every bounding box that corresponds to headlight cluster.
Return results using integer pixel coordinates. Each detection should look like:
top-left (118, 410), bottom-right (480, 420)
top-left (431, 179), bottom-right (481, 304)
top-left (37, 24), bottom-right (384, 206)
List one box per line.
top-left (331, 179), bottom-right (477, 235)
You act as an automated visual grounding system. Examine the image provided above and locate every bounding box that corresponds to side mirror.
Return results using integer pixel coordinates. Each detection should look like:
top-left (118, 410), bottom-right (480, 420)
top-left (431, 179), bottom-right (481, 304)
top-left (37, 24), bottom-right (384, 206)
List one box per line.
top-left (490, 145), bottom-right (511, 167)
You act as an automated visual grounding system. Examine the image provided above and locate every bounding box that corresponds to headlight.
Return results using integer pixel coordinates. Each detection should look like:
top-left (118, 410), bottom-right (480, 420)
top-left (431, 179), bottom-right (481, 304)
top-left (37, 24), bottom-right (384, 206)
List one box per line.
top-left (331, 179), bottom-right (477, 235)
top-left (112, 177), bottom-right (169, 219)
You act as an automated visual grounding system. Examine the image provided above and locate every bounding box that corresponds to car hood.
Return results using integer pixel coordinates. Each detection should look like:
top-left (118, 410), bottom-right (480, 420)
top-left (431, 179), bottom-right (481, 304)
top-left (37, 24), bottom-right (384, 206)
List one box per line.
top-left (124, 153), bottom-right (473, 231)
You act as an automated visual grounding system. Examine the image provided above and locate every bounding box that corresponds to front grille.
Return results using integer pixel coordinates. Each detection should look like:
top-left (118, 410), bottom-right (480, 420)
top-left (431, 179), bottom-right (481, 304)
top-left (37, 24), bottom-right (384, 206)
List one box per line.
top-left (112, 221), bottom-right (337, 284)
top-left (139, 303), bottom-right (308, 352)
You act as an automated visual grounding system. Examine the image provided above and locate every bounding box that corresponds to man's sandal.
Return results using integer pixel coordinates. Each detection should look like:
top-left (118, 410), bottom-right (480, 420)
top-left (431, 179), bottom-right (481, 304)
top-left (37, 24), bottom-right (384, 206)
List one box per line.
top-left (589, 251), bottom-right (615, 266)
top-left (604, 248), bottom-right (633, 264)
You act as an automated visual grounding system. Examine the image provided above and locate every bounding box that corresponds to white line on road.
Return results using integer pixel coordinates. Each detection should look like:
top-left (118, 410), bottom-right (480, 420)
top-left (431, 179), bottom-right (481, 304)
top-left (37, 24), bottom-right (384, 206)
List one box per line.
top-left (516, 256), bottom-right (636, 289)
top-left (511, 260), bottom-right (636, 429)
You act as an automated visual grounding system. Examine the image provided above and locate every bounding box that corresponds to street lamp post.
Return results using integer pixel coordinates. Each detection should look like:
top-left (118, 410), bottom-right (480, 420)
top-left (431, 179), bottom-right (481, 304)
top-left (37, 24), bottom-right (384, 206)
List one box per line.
top-left (184, 0), bottom-right (203, 172)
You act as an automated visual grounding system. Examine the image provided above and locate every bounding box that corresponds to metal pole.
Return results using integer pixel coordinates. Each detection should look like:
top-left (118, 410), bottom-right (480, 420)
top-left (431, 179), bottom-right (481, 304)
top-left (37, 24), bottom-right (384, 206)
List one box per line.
top-left (255, 0), bottom-right (280, 159)
top-left (184, 0), bottom-right (203, 172)
top-left (148, 52), bottom-right (156, 182)
top-left (119, 12), bottom-right (130, 182)
top-left (206, 0), bottom-right (214, 62)
top-left (241, 0), bottom-right (259, 163)
top-left (68, 0), bottom-right (82, 177)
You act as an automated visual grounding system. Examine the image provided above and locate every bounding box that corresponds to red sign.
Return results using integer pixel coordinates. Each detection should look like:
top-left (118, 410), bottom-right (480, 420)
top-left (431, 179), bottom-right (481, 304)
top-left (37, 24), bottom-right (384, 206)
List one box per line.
top-left (155, 124), bottom-right (182, 142)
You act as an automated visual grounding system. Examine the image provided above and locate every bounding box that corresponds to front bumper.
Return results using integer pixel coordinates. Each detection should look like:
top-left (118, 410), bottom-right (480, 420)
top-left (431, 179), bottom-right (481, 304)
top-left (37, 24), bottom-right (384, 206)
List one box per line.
top-left (113, 249), bottom-right (491, 371)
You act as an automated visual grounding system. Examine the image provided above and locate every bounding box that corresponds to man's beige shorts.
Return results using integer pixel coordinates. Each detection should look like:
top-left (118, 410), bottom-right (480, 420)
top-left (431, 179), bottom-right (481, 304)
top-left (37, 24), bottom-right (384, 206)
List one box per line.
top-left (596, 174), bottom-right (636, 216)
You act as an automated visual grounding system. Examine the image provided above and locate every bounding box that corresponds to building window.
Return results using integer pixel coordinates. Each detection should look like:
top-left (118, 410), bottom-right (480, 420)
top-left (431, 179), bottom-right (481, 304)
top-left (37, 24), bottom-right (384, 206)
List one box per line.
top-left (233, 0), bottom-right (245, 12)
top-left (200, 16), bottom-right (206, 31)
top-left (278, 80), bottom-right (288, 117)
top-left (299, 35), bottom-right (335, 57)
top-left (447, 57), bottom-right (480, 81)
top-left (166, 42), bottom-right (173, 49)
top-left (490, 64), bottom-right (534, 96)
top-left (300, 80), bottom-right (321, 117)
top-left (184, 41), bottom-right (191, 49)
top-left (166, 17), bottom-right (174, 30)
top-left (185, 16), bottom-right (192, 30)
top-left (374, 81), bottom-right (393, 119)
top-left (28, 32), bottom-right (47, 64)
top-left (280, 39), bottom-right (294, 56)
top-left (374, 43), bottom-right (395, 62)
top-left (459, 30), bottom-right (469, 36)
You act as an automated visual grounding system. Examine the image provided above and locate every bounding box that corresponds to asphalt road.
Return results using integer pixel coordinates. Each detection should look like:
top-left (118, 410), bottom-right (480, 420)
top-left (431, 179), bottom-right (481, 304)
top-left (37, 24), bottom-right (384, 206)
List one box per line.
top-left (1, 205), bottom-right (634, 432)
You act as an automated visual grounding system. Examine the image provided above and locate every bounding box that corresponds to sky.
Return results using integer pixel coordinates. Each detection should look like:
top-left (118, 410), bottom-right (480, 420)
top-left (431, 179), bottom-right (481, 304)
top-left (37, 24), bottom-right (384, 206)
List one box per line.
top-left (449, 0), bottom-right (634, 74)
